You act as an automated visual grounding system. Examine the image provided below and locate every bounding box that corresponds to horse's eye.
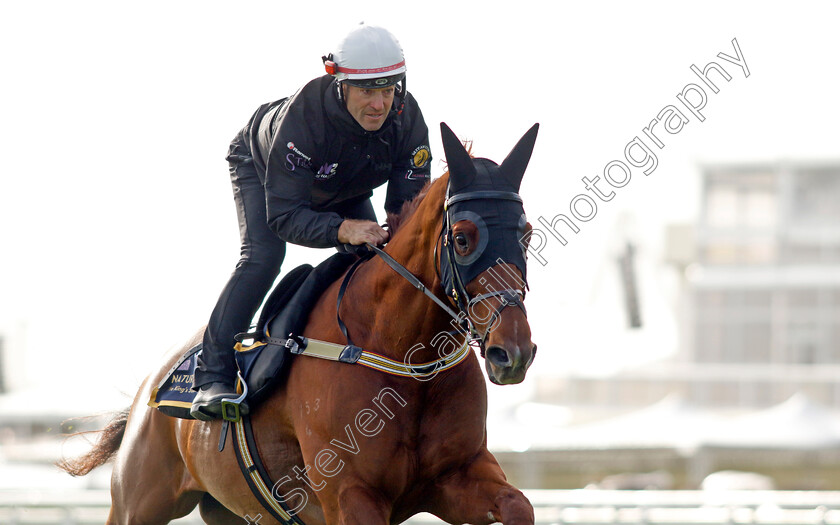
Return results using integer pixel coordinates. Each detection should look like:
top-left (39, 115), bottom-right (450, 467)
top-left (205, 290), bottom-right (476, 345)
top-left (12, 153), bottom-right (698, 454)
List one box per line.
top-left (454, 233), bottom-right (469, 250)
top-left (451, 219), bottom-right (479, 258)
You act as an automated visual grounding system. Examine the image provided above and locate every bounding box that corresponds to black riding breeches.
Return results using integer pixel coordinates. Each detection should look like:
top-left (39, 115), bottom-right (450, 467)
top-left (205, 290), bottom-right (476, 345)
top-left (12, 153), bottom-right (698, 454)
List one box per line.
top-left (195, 131), bottom-right (377, 388)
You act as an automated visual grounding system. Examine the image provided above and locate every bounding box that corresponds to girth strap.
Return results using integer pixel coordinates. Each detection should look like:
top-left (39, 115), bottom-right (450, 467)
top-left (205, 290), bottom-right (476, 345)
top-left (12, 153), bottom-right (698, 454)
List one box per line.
top-left (229, 415), bottom-right (307, 525)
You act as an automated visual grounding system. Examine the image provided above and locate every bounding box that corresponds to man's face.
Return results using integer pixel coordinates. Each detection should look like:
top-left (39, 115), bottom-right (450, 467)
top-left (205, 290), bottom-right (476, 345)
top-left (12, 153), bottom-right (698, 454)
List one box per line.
top-left (343, 84), bottom-right (395, 131)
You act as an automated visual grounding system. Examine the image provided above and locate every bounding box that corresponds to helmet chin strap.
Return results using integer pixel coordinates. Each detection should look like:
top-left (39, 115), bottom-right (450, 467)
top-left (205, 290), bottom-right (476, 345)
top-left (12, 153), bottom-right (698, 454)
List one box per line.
top-left (335, 79), bottom-right (406, 118)
top-left (336, 80), bottom-right (345, 104)
top-left (396, 78), bottom-right (406, 115)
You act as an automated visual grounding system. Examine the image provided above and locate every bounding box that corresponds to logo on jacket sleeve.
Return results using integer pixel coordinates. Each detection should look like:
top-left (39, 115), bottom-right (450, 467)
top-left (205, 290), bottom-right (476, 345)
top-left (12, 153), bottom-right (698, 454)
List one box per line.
top-left (284, 141), bottom-right (313, 172)
top-left (286, 142), bottom-right (312, 161)
top-left (410, 145), bottom-right (431, 169)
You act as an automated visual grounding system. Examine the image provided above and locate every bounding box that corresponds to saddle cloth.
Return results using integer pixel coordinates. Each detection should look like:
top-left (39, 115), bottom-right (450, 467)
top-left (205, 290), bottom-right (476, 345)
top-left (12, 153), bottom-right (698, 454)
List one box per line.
top-left (148, 253), bottom-right (356, 419)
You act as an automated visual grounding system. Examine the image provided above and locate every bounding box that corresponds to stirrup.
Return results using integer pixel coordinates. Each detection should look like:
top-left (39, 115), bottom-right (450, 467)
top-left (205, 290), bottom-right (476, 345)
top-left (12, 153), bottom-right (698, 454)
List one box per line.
top-left (221, 371), bottom-right (249, 422)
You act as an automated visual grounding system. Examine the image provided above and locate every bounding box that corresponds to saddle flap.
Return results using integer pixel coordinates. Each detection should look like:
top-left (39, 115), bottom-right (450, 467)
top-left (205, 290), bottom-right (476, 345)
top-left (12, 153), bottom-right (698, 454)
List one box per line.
top-left (148, 344), bottom-right (201, 419)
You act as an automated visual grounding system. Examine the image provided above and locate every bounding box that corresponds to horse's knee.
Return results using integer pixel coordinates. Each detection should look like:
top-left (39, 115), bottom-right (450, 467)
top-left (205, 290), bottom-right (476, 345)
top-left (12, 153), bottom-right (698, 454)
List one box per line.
top-left (494, 486), bottom-right (534, 525)
top-left (334, 485), bottom-right (391, 525)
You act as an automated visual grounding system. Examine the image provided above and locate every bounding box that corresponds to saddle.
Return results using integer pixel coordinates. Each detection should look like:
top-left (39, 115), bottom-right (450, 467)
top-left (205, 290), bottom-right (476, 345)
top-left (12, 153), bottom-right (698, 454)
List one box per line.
top-left (149, 253), bottom-right (356, 419)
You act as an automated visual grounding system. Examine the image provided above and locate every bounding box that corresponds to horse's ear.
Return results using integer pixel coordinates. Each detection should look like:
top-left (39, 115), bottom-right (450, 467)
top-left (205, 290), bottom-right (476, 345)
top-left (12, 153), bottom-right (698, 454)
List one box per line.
top-left (499, 123), bottom-right (539, 191)
top-left (440, 122), bottom-right (476, 192)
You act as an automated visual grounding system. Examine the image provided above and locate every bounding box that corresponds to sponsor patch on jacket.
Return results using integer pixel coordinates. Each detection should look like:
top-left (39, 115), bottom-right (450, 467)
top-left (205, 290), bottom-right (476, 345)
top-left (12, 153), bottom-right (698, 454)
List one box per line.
top-left (285, 141), bottom-right (313, 172)
top-left (410, 145), bottom-right (431, 169)
top-left (286, 142), bottom-right (311, 162)
top-left (405, 169), bottom-right (430, 181)
top-left (316, 162), bottom-right (339, 179)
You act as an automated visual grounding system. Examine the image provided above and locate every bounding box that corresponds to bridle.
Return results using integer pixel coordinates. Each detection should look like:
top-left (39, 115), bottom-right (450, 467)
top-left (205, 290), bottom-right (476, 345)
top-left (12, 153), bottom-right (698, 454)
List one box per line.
top-left (349, 185), bottom-right (529, 359)
top-left (437, 185), bottom-right (528, 356)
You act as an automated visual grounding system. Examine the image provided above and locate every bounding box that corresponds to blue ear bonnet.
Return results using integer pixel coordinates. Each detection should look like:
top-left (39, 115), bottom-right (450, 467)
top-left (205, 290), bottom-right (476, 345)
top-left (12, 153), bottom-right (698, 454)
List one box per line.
top-left (442, 159), bottom-right (529, 295)
top-left (439, 123), bottom-right (539, 303)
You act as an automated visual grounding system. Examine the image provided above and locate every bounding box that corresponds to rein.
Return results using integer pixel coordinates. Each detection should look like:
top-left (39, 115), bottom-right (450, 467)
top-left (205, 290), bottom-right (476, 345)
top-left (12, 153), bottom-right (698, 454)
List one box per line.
top-left (366, 243), bottom-right (463, 322)
top-left (273, 188), bottom-right (529, 374)
top-left (333, 187), bottom-right (528, 358)
top-left (281, 245), bottom-right (471, 379)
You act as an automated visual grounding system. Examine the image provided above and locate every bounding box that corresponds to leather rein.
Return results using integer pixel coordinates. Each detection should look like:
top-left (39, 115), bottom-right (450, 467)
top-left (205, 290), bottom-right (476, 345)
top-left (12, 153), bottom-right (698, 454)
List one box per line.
top-left (336, 188), bottom-right (528, 359)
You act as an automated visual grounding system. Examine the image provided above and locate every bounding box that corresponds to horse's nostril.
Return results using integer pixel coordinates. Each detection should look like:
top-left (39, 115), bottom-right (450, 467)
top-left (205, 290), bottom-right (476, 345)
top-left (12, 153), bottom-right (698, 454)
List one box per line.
top-left (524, 343), bottom-right (537, 368)
top-left (486, 346), bottom-right (511, 367)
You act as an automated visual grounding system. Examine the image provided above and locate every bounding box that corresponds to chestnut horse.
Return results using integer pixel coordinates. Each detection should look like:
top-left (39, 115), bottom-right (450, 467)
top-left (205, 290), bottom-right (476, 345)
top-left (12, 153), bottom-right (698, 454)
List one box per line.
top-left (62, 123), bottom-right (539, 525)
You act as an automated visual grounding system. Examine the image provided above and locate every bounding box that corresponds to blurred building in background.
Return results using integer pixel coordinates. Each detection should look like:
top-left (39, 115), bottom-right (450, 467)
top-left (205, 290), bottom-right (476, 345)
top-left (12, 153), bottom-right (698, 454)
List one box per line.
top-left (537, 160), bottom-right (840, 411)
top-left (683, 161), bottom-right (840, 407)
top-left (498, 161), bottom-right (840, 490)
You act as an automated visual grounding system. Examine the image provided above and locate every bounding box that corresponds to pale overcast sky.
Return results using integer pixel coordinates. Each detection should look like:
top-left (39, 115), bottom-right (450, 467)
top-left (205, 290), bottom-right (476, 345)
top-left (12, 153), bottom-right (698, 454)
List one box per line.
top-left (1, 1), bottom-right (839, 400)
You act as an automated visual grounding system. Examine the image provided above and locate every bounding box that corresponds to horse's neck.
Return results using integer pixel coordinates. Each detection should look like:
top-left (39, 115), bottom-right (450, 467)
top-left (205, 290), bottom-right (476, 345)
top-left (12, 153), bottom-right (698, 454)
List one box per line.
top-left (355, 177), bottom-right (459, 359)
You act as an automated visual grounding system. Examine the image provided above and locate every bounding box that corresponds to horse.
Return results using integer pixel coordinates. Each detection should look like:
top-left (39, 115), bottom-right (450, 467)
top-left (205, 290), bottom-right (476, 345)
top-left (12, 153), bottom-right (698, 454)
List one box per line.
top-left (60, 122), bottom-right (540, 525)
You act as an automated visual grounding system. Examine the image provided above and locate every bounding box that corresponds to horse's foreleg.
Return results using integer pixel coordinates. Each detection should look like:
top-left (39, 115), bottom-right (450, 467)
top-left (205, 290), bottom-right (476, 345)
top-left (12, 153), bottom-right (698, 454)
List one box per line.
top-left (322, 484), bottom-right (391, 525)
top-left (430, 448), bottom-right (534, 525)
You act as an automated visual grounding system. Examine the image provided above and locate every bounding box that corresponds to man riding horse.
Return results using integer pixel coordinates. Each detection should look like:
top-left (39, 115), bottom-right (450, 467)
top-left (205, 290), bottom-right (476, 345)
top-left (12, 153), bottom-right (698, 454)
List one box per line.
top-left (61, 112), bottom-right (540, 525)
top-left (58, 22), bottom-right (541, 523)
top-left (193, 24), bottom-right (432, 420)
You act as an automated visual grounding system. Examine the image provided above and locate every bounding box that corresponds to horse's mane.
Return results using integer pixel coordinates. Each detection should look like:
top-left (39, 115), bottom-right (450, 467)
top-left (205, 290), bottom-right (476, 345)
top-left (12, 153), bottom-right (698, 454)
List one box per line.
top-left (385, 177), bottom-right (438, 236)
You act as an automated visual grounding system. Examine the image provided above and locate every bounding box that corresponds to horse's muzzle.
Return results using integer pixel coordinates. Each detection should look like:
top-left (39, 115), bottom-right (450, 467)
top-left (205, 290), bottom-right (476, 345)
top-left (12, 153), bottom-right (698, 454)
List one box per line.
top-left (485, 342), bottom-right (536, 385)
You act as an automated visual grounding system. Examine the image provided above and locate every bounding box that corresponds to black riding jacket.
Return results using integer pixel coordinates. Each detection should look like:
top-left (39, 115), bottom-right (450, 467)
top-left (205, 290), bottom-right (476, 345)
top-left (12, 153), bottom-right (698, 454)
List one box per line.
top-left (243, 75), bottom-right (432, 248)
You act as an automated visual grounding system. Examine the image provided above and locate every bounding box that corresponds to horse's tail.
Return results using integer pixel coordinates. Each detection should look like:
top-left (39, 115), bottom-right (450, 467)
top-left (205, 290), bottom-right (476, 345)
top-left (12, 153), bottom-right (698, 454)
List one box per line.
top-left (56, 407), bottom-right (130, 476)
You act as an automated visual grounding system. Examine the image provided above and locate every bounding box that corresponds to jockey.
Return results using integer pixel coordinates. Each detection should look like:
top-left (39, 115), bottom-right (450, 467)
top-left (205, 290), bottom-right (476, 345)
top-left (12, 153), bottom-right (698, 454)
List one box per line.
top-left (191, 24), bottom-right (432, 420)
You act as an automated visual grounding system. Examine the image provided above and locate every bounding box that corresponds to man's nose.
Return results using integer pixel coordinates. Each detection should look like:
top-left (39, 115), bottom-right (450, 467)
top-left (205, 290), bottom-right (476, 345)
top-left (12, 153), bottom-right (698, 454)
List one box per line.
top-left (369, 92), bottom-right (384, 110)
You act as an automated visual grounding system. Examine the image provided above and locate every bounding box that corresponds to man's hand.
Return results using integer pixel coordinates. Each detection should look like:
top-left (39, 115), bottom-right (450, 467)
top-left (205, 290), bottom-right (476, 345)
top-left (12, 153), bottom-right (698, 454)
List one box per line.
top-left (338, 219), bottom-right (389, 246)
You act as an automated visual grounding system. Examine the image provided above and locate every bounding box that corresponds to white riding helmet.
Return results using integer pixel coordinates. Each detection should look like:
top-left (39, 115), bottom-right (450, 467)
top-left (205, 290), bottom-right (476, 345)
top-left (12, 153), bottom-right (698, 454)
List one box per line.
top-left (323, 24), bottom-right (407, 89)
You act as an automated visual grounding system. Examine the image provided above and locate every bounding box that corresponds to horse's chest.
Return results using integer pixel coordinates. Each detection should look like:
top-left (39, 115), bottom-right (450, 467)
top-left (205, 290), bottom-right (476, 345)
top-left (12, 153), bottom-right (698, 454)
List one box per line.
top-left (414, 411), bottom-right (486, 473)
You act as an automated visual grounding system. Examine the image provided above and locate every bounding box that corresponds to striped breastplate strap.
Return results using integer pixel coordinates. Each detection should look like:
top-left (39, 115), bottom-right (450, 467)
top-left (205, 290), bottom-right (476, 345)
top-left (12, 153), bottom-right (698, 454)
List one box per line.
top-left (282, 336), bottom-right (471, 379)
